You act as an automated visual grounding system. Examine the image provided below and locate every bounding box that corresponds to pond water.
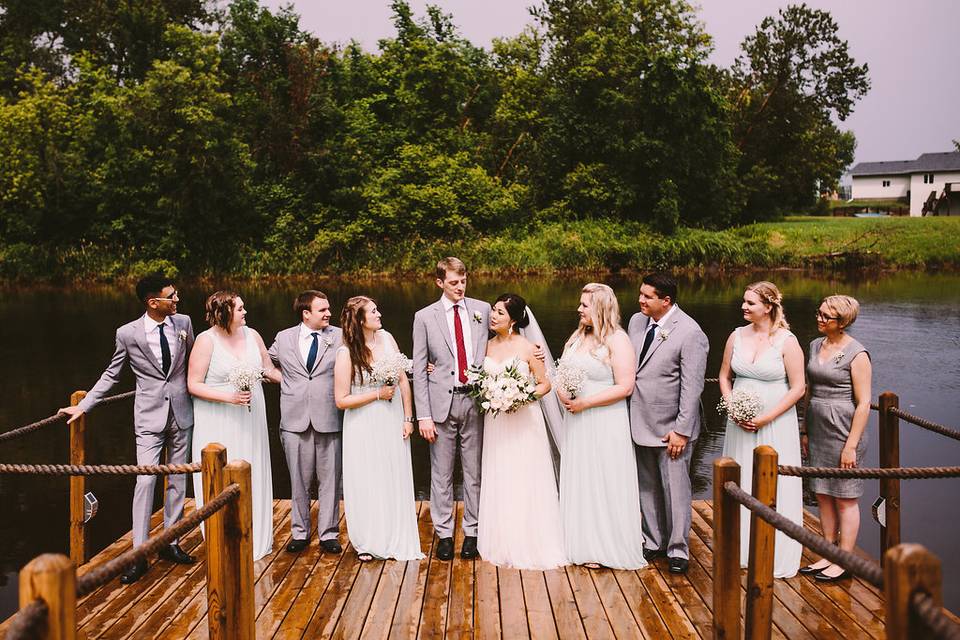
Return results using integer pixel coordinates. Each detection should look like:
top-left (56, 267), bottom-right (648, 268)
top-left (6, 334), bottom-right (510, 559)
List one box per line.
top-left (1, 271), bottom-right (958, 617)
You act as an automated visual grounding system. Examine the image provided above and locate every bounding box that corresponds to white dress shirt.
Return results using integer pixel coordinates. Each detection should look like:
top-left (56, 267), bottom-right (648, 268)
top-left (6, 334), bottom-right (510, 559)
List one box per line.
top-left (298, 323), bottom-right (326, 367)
top-left (441, 295), bottom-right (474, 370)
top-left (142, 314), bottom-right (177, 368)
top-left (647, 304), bottom-right (677, 343)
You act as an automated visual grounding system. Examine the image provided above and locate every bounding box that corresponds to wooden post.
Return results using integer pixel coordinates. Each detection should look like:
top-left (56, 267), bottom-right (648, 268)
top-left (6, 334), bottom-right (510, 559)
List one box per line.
top-left (745, 445), bottom-right (777, 640)
top-left (222, 460), bottom-right (255, 640)
top-left (19, 553), bottom-right (76, 640)
top-left (69, 391), bottom-right (87, 567)
top-left (202, 443), bottom-right (228, 640)
top-left (713, 457), bottom-right (742, 640)
top-left (884, 544), bottom-right (942, 640)
top-left (879, 391), bottom-right (901, 562)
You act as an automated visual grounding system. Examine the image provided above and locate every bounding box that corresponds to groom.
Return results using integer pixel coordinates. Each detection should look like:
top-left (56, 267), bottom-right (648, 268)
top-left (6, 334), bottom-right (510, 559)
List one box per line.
top-left (59, 274), bottom-right (196, 584)
top-left (413, 257), bottom-right (490, 560)
top-left (627, 273), bottom-right (708, 574)
top-left (268, 290), bottom-right (343, 555)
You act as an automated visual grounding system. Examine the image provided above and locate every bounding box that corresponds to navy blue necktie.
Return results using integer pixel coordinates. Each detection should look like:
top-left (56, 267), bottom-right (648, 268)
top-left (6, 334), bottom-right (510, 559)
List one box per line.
top-left (158, 323), bottom-right (171, 376)
top-left (305, 332), bottom-right (320, 372)
top-left (638, 322), bottom-right (658, 364)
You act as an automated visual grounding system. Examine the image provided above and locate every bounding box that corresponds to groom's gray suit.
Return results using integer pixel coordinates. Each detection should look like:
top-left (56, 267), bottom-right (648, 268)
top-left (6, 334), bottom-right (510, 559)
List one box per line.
top-left (78, 313), bottom-right (195, 547)
top-left (268, 324), bottom-right (343, 542)
top-left (413, 296), bottom-right (491, 538)
top-left (628, 304), bottom-right (708, 560)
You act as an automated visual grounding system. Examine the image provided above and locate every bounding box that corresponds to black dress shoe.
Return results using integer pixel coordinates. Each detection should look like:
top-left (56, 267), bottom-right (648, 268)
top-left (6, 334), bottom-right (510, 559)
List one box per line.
top-left (158, 543), bottom-right (196, 565)
top-left (668, 557), bottom-right (689, 574)
top-left (814, 568), bottom-right (851, 582)
top-left (120, 559), bottom-right (148, 584)
top-left (286, 538), bottom-right (309, 553)
top-left (320, 539), bottom-right (343, 554)
top-left (643, 548), bottom-right (666, 562)
top-left (460, 536), bottom-right (478, 559)
top-left (436, 537), bottom-right (454, 561)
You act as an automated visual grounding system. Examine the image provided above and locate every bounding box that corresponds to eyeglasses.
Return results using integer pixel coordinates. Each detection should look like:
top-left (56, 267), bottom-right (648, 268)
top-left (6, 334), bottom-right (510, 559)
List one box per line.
top-left (151, 291), bottom-right (179, 302)
top-left (815, 311), bottom-right (839, 322)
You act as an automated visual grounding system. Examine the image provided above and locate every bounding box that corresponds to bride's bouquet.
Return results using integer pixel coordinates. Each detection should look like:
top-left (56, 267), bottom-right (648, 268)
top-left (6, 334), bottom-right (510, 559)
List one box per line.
top-left (368, 352), bottom-right (413, 386)
top-left (465, 363), bottom-right (538, 417)
top-left (228, 364), bottom-right (263, 412)
top-left (717, 389), bottom-right (764, 423)
top-left (551, 359), bottom-right (586, 399)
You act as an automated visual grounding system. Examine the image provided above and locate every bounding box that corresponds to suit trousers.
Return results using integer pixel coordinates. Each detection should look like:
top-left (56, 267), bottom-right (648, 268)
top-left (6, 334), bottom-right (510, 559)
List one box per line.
top-left (133, 411), bottom-right (191, 547)
top-left (280, 429), bottom-right (342, 541)
top-left (635, 441), bottom-right (695, 560)
top-left (430, 393), bottom-right (482, 538)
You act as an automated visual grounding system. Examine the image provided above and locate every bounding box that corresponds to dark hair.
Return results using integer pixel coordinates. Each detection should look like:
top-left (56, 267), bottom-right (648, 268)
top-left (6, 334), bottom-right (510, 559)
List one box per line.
top-left (641, 272), bottom-right (678, 304)
top-left (205, 290), bottom-right (239, 333)
top-left (435, 256), bottom-right (467, 281)
top-left (294, 290), bottom-right (327, 318)
top-left (136, 274), bottom-right (175, 305)
top-left (340, 296), bottom-right (375, 383)
top-left (494, 293), bottom-right (530, 330)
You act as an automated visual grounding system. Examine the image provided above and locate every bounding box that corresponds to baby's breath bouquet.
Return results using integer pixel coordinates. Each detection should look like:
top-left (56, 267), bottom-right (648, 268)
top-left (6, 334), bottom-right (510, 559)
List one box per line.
top-left (551, 359), bottom-right (586, 399)
top-left (368, 352), bottom-right (413, 386)
top-left (717, 389), bottom-right (764, 423)
top-left (228, 365), bottom-right (263, 412)
top-left (466, 363), bottom-right (538, 417)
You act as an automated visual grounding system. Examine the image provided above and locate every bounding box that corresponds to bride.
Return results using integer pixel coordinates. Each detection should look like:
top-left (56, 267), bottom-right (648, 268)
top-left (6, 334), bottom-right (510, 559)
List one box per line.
top-left (477, 293), bottom-right (566, 570)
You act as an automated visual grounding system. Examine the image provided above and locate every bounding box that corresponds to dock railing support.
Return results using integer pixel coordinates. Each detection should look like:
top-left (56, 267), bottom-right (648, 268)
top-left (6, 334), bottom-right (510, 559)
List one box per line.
top-left (745, 445), bottom-right (777, 640)
top-left (884, 543), bottom-right (942, 640)
top-left (19, 553), bottom-right (76, 640)
top-left (879, 391), bottom-right (901, 562)
top-left (68, 391), bottom-right (87, 567)
top-left (713, 457), bottom-right (741, 640)
top-left (223, 460), bottom-right (255, 640)
top-left (202, 444), bottom-right (229, 639)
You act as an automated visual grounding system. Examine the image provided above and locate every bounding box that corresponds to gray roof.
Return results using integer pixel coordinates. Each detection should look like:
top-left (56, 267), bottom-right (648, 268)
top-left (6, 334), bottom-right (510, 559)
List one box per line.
top-left (850, 151), bottom-right (960, 177)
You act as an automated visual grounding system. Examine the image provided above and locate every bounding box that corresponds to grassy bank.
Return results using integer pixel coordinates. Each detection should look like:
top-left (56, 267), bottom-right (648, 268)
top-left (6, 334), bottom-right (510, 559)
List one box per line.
top-left (2, 217), bottom-right (959, 281)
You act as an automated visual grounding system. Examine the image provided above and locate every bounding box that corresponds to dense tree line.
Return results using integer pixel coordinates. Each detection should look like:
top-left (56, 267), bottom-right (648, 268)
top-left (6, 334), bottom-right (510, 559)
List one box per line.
top-left (0, 0), bottom-right (869, 276)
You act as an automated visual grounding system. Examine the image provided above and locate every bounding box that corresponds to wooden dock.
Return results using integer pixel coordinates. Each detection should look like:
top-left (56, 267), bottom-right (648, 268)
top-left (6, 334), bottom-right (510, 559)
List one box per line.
top-left (0, 499), bottom-right (910, 639)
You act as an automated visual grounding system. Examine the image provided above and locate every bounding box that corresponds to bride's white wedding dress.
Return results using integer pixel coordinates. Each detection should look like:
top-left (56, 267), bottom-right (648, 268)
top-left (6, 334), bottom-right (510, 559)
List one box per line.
top-left (192, 327), bottom-right (274, 561)
top-left (477, 356), bottom-right (566, 570)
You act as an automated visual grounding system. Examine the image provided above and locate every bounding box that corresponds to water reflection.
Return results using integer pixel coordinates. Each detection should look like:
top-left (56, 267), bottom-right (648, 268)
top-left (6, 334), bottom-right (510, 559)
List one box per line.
top-left (0, 271), bottom-right (958, 616)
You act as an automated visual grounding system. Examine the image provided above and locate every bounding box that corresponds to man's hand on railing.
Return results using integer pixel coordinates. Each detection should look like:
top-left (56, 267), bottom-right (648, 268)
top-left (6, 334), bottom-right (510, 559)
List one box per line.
top-left (57, 405), bottom-right (84, 424)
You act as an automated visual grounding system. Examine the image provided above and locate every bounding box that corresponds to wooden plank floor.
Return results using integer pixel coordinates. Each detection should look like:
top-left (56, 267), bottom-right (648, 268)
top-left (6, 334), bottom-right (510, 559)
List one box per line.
top-left (3, 499), bottom-right (954, 639)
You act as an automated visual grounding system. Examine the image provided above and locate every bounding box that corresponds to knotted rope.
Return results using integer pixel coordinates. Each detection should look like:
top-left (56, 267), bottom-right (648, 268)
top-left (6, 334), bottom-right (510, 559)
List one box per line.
top-left (0, 462), bottom-right (200, 476)
top-left (4, 600), bottom-right (48, 640)
top-left (912, 592), bottom-right (960, 640)
top-left (722, 480), bottom-right (884, 586)
top-left (778, 465), bottom-right (960, 479)
top-left (76, 483), bottom-right (239, 597)
top-left (0, 391), bottom-right (135, 443)
top-left (890, 407), bottom-right (960, 442)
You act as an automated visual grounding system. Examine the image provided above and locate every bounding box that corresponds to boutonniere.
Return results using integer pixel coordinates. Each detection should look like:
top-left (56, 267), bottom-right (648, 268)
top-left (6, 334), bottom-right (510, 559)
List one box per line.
top-left (178, 329), bottom-right (187, 342)
top-left (833, 351), bottom-right (845, 364)
top-left (473, 311), bottom-right (483, 324)
top-left (659, 329), bottom-right (670, 342)
top-left (322, 336), bottom-right (334, 347)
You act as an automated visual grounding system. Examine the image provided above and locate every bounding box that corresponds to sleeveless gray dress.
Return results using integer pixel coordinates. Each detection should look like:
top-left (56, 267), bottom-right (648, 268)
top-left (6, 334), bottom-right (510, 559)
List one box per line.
top-left (805, 337), bottom-right (870, 498)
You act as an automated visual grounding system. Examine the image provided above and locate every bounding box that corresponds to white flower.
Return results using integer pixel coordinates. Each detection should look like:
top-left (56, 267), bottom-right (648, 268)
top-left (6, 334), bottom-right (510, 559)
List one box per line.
top-left (465, 362), bottom-right (537, 417)
top-left (178, 329), bottom-right (188, 342)
top-left (368, 352), bottom-right (413, 386)
top-left (717, 389), bottom-right (764, 423)
top-left (322, 336), bottom-right (334, 347)
top-left (833, 351), bottom-right (845, 364)
top-left (659, 330), bottom-right (670, 341)
top-left (552, 359), bottom-right (586, 398)
top-left (473, 311), bottom-right (483, 323)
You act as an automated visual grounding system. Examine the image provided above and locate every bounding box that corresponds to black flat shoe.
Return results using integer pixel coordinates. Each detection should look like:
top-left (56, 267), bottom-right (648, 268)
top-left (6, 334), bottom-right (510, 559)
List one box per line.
top-left (158, 543), bottom-right (196, 565)
top-left (814, 569), bottom-right (851, 582)
top-left (460, 536), bottom-right (478, 559)
top-left (643, 548), bottom-right (666, 562)
top-left (286, 538), bottom-right (309, 553)
top-left (668, 557), bottom-right (689, 574)
top-left (799, 564), bottom-right (828, 575)
top-left (120, 559), bottom-right (148, 584)
top-left (320, 539), bottom-right (343, 554)
top-left (436, 537), bottom-right (454, 561)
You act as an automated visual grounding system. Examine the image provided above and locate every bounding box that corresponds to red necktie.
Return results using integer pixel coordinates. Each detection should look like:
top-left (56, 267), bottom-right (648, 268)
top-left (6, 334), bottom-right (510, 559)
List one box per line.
top-left (453, 304), bottom-right (468, 383)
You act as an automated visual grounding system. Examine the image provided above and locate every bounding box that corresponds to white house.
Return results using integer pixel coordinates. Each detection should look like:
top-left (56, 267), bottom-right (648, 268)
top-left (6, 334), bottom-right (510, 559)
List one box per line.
top-left (850, 151), bottom-right (960, 216)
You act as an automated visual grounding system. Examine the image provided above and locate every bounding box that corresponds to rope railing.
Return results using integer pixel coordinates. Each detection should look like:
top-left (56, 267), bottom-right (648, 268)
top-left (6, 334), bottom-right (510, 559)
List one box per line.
top-left (778, 464), bottom-right (960, 479)
top-left (913, 592), bottom-right (960, 640)
top-left (0, 461), bottom-right (201, 476)
top-left (722, 480), bottom-right (885, 586)
top-left (889, 406), bottom-right (960, 442)
top-left (76, 482), bottom-right (239, 597)
top-left (0, 390), bottom-right (135, 444)
top-left (4, 599), bottom-right (49, 640)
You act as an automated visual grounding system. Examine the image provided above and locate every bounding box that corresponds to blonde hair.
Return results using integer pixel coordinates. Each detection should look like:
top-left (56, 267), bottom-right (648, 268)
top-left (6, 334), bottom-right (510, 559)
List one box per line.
top-left (566, 283), bottom-right (622, 357)
top-left (435, 257), bottom-right (466, 281)
top-left (745, 281), bottom-right (789, 334)
top-left (821, 294), bottom-right (860, 329)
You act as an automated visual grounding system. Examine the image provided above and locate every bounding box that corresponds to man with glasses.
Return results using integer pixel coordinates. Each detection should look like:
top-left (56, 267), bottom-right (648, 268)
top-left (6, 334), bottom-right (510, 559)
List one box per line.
top-left (60, 274), bottom-right (196, 583)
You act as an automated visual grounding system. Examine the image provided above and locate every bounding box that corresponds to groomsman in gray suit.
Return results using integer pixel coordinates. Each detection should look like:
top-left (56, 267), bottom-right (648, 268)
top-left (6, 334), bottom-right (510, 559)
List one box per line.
top-left (413, 257), bottom-right (491, 560)
top-left (627, 273), bottom-right (709, 575)
top-left (268, 290), bottom-right (343, 555)
top-left (60, 274), bottom-right (196, 584)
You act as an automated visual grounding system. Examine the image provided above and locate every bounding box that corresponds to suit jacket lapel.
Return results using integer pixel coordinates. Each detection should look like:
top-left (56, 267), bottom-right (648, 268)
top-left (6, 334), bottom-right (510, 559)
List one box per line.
top-left (311, 328), bottom-right (332, 374)
top-left (135, 320), bottom-right (164, 376)
top-left (433, 302), bottom-right (455, 356)
top-left (167, 316), bottom-right (186, 377)
top-left (464, 299), bottom-right (485, 363)
top-left (640, 308), bottom-right (682, 368)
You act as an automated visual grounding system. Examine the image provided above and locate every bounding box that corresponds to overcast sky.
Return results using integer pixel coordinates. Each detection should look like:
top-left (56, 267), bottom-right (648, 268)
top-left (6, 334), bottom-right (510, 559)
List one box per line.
top-left (262, 0), bottom-right (959, 168)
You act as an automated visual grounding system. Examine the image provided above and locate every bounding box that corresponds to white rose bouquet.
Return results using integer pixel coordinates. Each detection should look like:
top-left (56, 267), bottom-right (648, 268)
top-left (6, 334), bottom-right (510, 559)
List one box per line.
top-left (368, 352), bottom-right (413, 386)
top-left (717, 389), bottom-right (764, 424)
top-left (466, 363), bottom-right (538, 417)
top-left (551, 359), bottom-right (586, 399)
top-left (228, 364), bottom-right (263, 412)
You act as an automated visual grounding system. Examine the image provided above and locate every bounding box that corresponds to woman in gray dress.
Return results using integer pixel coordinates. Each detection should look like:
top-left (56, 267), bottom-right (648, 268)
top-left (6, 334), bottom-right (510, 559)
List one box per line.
top-left (799, 295), bottom-right (872, 582)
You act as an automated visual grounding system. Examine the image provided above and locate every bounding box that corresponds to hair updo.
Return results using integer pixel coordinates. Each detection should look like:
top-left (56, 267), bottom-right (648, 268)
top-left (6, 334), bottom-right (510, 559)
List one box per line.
top-left (205, 290), bottom-right (239, 333)
top-left (494, 293), bottom-right (530, 330)
top-left (745, 281), bottom-right (789, 333)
